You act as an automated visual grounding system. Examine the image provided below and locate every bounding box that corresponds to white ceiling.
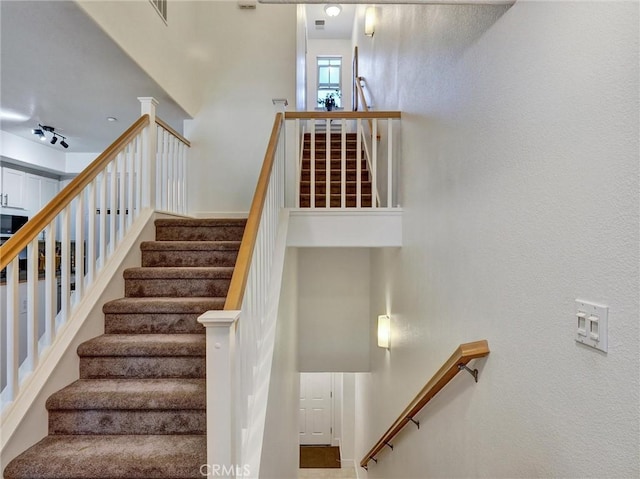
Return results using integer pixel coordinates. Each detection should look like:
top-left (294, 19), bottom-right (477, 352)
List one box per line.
top-left (305, 4), bottom-right (356, 40)
top-left (0, 1), bottom-right (189, 154)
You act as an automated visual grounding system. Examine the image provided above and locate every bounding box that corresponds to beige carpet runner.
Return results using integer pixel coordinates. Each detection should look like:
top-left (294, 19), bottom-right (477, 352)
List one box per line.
top-left (4, 218), bottom-right (245, 479)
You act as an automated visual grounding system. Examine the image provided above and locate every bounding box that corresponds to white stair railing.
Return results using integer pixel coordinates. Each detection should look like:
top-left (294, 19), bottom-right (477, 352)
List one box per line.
top-left (288, 111), bottom-right (401, 210)
top-left (0, 97), bottom-right (189, 412)
top-left (198, 113), bottom-right (286, 478)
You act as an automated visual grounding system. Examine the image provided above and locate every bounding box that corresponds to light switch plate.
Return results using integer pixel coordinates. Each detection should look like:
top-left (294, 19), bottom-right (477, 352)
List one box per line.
top-left (575, 300), bottom-right (608, 353)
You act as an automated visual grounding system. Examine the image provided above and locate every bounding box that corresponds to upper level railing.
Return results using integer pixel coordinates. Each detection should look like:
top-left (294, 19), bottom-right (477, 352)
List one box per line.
top-left (0, 98), bottom-right (189, 411)
top-left (284, 111), bottom-right (401, 209)
top-left (360, 340), bottom-right (491, 470)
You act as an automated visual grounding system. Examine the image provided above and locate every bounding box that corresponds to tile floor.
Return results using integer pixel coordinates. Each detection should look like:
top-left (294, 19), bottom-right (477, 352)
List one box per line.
top-left (298, 466), bottom-right (357, 479)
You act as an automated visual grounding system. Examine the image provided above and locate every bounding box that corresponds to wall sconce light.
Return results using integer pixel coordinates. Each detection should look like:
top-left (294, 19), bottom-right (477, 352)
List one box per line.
top-left (324, 4), bottom-right (342, 17)
top-left (364, 7), bottom-right (376, 37)
top-left (377, 314), bottom-right (390, 349)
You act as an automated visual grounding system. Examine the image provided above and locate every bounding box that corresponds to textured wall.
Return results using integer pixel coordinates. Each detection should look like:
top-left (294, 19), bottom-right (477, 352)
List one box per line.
top-left (355, 2), bottom-right (639, 478)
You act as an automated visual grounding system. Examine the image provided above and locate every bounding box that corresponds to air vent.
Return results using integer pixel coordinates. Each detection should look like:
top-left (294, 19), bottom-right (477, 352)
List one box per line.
top-left (315, 19), bottom-right (325, 30)
top-left (238, 1), bottom-right (257, 9)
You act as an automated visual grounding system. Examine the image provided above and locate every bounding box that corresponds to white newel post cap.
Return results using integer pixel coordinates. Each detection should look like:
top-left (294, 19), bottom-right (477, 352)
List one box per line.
top-left (198, 310), bottom-right (240, 328)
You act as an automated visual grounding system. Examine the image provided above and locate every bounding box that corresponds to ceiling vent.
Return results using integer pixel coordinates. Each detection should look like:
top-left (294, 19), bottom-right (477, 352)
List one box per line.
top-left (238, 1), bottom-right (257, 9)
top-left (315, 19), bottom-right (325, 29)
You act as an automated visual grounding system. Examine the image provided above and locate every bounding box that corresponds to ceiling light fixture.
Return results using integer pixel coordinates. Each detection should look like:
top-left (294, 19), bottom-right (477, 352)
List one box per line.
top-left (324, 4), bottom-right (341, 17)
top-left (32, 124), bottom-right (69, 148)
top-left (107, 116), bottom-right (118, 122)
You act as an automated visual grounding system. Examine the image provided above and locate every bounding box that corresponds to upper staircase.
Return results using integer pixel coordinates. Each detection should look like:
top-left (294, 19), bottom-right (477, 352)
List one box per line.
top-left (4, 218), bottom-right (245, 479)
top-left (299, 132), bottom-right (373, 208)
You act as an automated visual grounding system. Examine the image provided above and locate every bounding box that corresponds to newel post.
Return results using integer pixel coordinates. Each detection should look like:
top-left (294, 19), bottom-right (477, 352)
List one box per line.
top-left (198, 310), bottom-right (239, 478)
top-left (138, 97), bottom-right (158, 209)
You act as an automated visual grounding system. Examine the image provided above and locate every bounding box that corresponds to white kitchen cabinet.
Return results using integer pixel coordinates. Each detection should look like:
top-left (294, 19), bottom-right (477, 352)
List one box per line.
top-left (24, 173), bottom-right (60, 216)
top-left (1, 166), bottom-right (26, 209)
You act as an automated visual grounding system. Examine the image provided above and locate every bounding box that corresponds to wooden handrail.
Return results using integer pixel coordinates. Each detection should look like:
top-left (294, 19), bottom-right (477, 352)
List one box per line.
top-left (355, 76), bottom-right (370, 115)
top-left (360, 340), bottom-right (490, 469)
top-left (224, 112), bottom-right (284, 310)
top-left (156, 117), bottom-right (191, 147)
top-left (285, 111), bottom-right (400, 120)
top-left (0, 115), bottom-right (150, 270)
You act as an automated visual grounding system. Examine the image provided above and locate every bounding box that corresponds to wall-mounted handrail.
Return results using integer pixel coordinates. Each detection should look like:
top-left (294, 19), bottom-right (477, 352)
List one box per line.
top-left (0, 115), bottom-right (149, 270)
top-left (360, 340), bottom-right (490, 470)
top-left (224, 112), bottom-right (284, 310)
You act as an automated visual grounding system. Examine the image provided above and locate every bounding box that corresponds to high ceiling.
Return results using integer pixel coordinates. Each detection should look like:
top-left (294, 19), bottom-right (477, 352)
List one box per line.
top-left (0, 1), bottom-right (189, 155)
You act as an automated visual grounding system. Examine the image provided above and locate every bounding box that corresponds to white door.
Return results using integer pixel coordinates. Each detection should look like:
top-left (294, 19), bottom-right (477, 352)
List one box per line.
top-left (299, 372), bottom-right (332, 445)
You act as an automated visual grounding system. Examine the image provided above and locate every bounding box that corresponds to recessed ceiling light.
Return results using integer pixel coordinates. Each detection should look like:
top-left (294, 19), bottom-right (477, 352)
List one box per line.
top-left (107, 116), bottom-right (118, 122)
top-left (324, 4), bottom-right (341, 17)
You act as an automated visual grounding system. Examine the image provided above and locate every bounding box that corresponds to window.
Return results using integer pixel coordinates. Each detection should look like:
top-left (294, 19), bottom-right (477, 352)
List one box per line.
top-left (150, 0), bottom-right (167, 22)
top-left (317, 57), bottom-right (342, 108)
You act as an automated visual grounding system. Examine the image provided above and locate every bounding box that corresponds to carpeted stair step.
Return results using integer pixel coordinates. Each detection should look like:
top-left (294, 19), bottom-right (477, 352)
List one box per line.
top-left (302, 158), bottom-right (367, 168)
top-left (46, 379), bottom-right (205, 435)
top-left (155, 218), bottom-right (246, 242)
top-left (78, 334), bottom-right (205, 379)
top-left (3, 435), bottom-right (206, 479)
top-left (300, 181), bottom-right (372, 195)
top-left (301, 169), bottom-right (370, 182)
top-left (124, 266), bottom-right (234, 298)
top-left (299, 194), bottom-right (373, 208)
top-left (103, 297), bottom-right (225, 334)
top-left (141, 240), bottom-right (240, 267)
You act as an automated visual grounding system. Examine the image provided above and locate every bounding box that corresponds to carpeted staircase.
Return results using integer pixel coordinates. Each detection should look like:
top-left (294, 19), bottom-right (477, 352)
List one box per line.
top-left (300, 132), bottom-right (373, 208)
top-left (4, 218), bottom-right (246, 479)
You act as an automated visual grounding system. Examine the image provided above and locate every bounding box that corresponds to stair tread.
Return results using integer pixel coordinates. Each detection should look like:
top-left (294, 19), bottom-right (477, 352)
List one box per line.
top-left (46, 379), bottom-right (205, 410)
top-left (140, 240), bottom-right (241, 251)
top-left (3, 435), bottom-right (206, 479)
top-left (124, 266), bottom-right (234, 279)
top-left (103, 297), bottom-right (225, 314)
top-left (78, 334), bottom-right (205, 357)
top-left (155, 218), bottom-right (246, 226)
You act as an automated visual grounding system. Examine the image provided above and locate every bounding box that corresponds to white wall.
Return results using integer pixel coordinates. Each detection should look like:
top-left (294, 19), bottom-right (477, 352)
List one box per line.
top-left (306, 39), bottom-right (353, 111)
top-left (77, 0), bottom-right (205, 117)
top-left (184, 3), bottom-right (297, 216)
top-left (354, 2), bottom-right (639, 478)
top-left (260, 248), bottom-right (300, 479)
top-left (298, 248), bottom-right (370, 372)
top-left (1, 131), bottom-right (66, 174)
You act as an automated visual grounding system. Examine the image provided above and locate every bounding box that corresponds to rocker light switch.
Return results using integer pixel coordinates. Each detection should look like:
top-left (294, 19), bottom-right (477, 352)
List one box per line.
top-left (575, 300), bottom-right (608, 353)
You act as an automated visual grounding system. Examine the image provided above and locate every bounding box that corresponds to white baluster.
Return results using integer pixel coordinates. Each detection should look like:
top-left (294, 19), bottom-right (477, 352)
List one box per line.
top-left (388, 119), bottom-right (393, 208)
top-left (109, 162), bottom-right (117, 254)
top-left (135, 134), bottom-right (143, 216)
top-left (99, 170), bottom-right (107, 270)
top-left (75, 194), bottom-right (84, 303)
top-left (60, 206), bottom-right (71, 323)
top-left (127, 142), bottom-right (134, 229)
top-left (118, 153), bottom-right (125, 240)
top-left (44, 222), bottom-right (56, 346)
top-left (341, 119), bottom-right (346, 208)
top-left (357, 119), bottom-right (362, 209)
top-left (6, 258), bottom-right (20, 401)
top-left (326, 119), bottom-right (331, 209)
top-left (372, 119), bottom-right (378, 209)
top-left (87, 180), bottom-right (96, 285)
top-left (27, 238), bottom-right (39, 371)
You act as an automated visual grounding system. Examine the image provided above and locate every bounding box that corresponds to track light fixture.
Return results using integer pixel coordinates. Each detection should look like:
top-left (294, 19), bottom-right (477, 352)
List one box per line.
top-left (32, 124), bottom-right (69, 149)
